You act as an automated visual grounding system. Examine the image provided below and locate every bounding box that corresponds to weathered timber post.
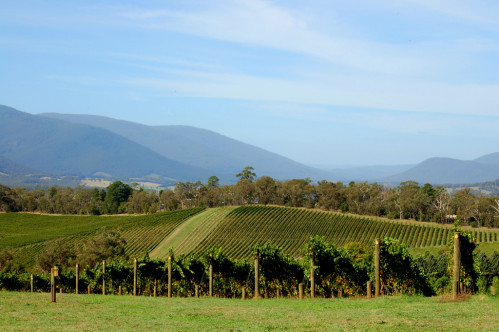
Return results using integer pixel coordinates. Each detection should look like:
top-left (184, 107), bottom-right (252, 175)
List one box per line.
top-left (453, 232), bottom-right (461, 300)
top-left (299, 283), bottom-right (304, 299)
top-left (367, 281), bottom-right (372, 298)
top-left (102, 260), bottom-right (106, 296)
top-left (60, 287), bottom-right (62, 294)
top-left (75, 264), bottom-right (79, 295)
top-left (51, 266), bottom-right (58, 303)
top-left (133, 258), bottom-right (137, 296)
top-left (153, 280), bottom-right (157, 297)
top-left (118, 286), bottom-right (122, 295)
top-left (30, 274), bottom-right (33, 293)
top-left (168, 256), bottom-right (172, 298)
top-left (375, 238), bottom-right (381, 297)
top-left (50, 268), bottom-right (54, 302)
top-left (254, 249), bottom-right (261, 299)
top-left (195, 285), bottom-right (199, 298)
top-left (310, 254), bottom-right (315, 299)
top-left (87, 285), bottom-right (91, 294)
top-left (209, 254), bottom-right (213, 297)
top-left (241, 286), bottom-right (246, 300)
top-left (276, 288), bottom-right (280, 298)
top-left (338, 288), bottom-right (343, 298)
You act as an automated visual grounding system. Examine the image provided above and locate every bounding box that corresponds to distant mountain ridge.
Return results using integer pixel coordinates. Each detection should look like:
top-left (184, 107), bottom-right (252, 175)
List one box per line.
top-left (0, 104), bottom-right (497, 187)
top-left (41, 112), bottom-right (331, 180)
top-left (0, 105), bottom-right (214, 183)
top-left (381, 153), bottom-right (499, 184)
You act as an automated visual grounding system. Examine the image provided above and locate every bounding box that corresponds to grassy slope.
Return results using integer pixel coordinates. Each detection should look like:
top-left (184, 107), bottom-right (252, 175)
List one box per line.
top-left (0, 213), bottom-right (138, 249)
top-left (149, 208), bottom-right (223, 258)
top-left (1, 292), bottom-right (498, 331)
top-left (162, 206), bottom-right (238, 258)
top-left (0, 209), bottom-right (204, 268)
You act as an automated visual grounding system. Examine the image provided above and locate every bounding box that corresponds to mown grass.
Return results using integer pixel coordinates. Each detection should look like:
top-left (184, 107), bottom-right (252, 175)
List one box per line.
top-left (1, 292), bottom-right (498, 331)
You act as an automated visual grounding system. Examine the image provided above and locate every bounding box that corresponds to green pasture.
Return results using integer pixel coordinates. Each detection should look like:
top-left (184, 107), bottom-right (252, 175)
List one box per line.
top-left (0, 292), bottom-right (498, 331)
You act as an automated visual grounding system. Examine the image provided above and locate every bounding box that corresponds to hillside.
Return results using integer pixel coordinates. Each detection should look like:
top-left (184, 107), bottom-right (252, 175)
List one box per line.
top-left (40, 112), bottom-right (333, 181)
top-left (152, 206), bottom-right (499, 259)
top-left (0, 105), bottom-right (215, 183)
top-left (0, 208), bottom-right (204, 268)
top-left (382, 155), bottom-right (499, 184)
top-left (2, 206), bottom-right (498, 270)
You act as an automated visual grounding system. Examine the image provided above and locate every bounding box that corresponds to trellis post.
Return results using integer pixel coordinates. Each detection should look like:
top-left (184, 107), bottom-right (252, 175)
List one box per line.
top-left (209, 253), bottom-right (213, 297)
top-left (168, 256), bottom-right (172, 298)
top-left (453, 232), bottom-right (461, 300)
top-left (133, 258), bottom-right (137, 296)
top-left (310, 253), bottom-right (315, 299)
top-left (102, 260), bottom-right (106, 296)
top-left (75, 264), bottom-right (79, 295)
top-left (375, 238), bottom-right (380, 297)
top-left (254, 249), bottom-right (261, 299)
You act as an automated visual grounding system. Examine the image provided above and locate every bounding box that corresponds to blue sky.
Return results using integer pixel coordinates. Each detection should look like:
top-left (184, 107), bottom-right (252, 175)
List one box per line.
top-left (1, 0), bottom-right (498, 167)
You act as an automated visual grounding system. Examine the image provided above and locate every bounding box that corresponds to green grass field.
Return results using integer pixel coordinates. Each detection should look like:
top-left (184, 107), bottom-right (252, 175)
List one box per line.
top-left (1, 292), bottom-right (498, 331)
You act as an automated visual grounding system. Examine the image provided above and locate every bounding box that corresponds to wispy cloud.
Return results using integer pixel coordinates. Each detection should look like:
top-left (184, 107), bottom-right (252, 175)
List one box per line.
top-left (119, 68), bottom-right (499, 117)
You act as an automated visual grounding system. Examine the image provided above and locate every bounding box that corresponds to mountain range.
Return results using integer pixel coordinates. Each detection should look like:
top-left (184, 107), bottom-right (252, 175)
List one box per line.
top-left (0, 104), bottom-right (498, 187)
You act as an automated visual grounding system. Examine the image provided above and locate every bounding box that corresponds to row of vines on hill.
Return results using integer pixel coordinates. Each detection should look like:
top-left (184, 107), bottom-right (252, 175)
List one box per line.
top-left (183, 206), bottom-right (499, 259)
top-left (2, 235), bottom-right (499, 297)
top-left (0, 208), bottom-right (205, 271)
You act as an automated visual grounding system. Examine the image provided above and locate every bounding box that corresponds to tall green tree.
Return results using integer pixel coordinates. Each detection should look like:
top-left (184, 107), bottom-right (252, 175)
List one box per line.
top-left (104, 181), bottom-right (133, 214)
top-left (236, 166), bottom-right (256, 183)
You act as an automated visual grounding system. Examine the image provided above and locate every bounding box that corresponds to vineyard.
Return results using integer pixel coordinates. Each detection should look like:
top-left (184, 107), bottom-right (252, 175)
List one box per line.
top-left (1, 208), bottom-right (204, 268)
top-left (154, 206), bottom-right (499, 260)
top-left (1, 205), bottom-right (499, 269)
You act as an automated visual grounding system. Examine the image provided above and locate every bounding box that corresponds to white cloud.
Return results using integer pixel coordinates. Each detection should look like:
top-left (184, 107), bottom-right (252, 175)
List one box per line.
top-left (119, 67), bottom-right (499, 117)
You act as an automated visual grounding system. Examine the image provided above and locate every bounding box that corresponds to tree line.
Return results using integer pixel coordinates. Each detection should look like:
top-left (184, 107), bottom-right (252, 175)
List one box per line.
top-left (1, 166), bottom-right (498, 227)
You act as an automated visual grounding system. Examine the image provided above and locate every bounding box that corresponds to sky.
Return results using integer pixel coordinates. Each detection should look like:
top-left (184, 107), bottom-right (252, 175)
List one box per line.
top-left (1, 0), bottom-right (498, 167)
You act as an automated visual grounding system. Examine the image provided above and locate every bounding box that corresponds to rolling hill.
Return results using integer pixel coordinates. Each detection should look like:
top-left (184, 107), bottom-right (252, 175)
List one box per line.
top-left (2, 206), bottom-right (498, 270)
top-left (0, 105), bottom-right (215, 183)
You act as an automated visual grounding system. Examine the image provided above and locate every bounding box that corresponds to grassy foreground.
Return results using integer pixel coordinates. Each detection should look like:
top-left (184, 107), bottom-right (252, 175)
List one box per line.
top-left (1, 292), bottom-right (498, 331)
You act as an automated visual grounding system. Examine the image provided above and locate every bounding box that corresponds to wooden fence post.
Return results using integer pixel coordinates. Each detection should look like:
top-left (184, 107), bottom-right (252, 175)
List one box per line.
top-left (242, 286), bottom-right (246, 300)
top-left (310, 255), bottom-right (315, 299)
top-left (118, 285), bottom-right (122, 295)
top-left (154, 280), bottom-right (157, 297)
top-left (299, 283), bottom-right (304, 299)
top-left (168, 256), bottom-right (172, 298)
top-left (102, 260), bottom-right (106, 296)
top-left (209, 260), bottom-right (213, 297)
top-left (51, 267), bottom-right (57, 303)
top-left (75, 264), bottom-right (79, 295)
top-left (367, 281), bottom-right (372, 298)
top-left (453, 232), bottom-right (461, 300)
top-left (30, 274), bottom-right (33, 293)
top-left (133, 258), bottom-right (137, 296)
top-left (375, 238), bottom-right (381, 297)
top-left (195, 284), bottom-right (199, 298)
top-left (254, 249), bottom-right (260, 299)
